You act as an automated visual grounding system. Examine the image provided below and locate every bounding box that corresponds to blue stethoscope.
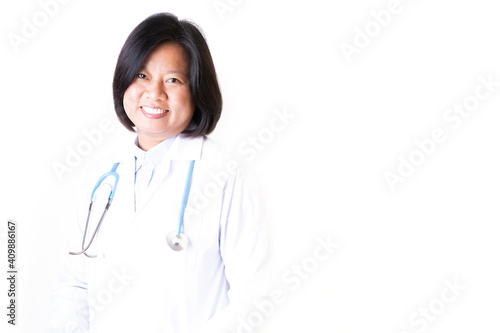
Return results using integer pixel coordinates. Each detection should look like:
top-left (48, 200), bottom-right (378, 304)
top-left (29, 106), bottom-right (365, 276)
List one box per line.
top-left (69, 160), bottom-right (195, 258)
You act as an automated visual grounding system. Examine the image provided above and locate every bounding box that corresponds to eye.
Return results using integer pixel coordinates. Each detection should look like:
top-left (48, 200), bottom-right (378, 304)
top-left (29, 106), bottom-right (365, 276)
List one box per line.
top-left (167, 78), bottom-right (181, 83)
top-left (136, 73), bottom-right (148, 79)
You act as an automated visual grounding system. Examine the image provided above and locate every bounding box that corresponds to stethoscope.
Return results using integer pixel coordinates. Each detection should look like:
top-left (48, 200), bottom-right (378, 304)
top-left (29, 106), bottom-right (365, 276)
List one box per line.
top-left (69, 160), bottom-right (195, 258)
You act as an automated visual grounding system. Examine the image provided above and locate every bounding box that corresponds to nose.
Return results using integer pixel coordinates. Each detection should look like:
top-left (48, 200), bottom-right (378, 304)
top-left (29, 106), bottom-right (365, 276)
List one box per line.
top-left (144, 79), bottom-right (167, 100)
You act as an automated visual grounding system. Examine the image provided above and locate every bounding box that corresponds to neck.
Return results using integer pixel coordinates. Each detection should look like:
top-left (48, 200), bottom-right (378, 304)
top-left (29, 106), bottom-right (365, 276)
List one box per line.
top-left (137, 133), bottom-right (178, 151)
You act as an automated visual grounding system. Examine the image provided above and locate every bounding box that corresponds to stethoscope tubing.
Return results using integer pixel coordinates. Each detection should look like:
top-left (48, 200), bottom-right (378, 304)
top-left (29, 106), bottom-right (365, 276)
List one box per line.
top-left (69, 160), bottom-right (195, 257)
top-left (177, 160), bottom-right (195, 235)
top-left (69, 163), bottom-right (119, 258)
top-left (68, 199), bottom-right (112, 258)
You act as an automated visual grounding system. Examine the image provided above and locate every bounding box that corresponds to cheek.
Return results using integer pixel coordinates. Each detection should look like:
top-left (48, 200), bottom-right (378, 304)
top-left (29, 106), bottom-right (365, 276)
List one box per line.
top-left (123, 84), bottom-right (142, 110)
top-left (174, 88), bottom-right (195, 113)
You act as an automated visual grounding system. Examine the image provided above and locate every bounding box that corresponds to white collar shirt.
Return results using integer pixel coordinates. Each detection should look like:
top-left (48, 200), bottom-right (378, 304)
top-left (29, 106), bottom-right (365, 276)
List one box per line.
top-left (132, 135), bottom-right (177, 211)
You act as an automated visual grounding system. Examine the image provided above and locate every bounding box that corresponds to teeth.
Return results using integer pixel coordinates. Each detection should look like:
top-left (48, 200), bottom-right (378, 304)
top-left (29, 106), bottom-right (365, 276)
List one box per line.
top-left (142, 106), bottom-right (167, 114)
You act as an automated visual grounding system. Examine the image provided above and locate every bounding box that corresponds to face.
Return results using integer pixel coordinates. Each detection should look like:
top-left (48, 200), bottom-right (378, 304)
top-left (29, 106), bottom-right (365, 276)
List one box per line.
top-left (123, 43), bottom-right (194, 151)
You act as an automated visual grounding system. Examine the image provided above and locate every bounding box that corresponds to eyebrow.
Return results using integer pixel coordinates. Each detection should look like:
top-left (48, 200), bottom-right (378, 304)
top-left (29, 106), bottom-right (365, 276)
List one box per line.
top-left (138, 66), bottom-right (188, 77)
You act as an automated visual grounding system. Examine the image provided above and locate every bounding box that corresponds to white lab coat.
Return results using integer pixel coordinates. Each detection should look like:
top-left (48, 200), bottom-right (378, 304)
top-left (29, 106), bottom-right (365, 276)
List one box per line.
top-left (50, 135), bottom-right (268, 333)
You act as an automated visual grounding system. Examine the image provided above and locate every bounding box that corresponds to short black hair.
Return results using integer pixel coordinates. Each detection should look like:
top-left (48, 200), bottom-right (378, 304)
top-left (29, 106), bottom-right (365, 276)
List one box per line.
top-left (112, 13), bottom-right (222, 136)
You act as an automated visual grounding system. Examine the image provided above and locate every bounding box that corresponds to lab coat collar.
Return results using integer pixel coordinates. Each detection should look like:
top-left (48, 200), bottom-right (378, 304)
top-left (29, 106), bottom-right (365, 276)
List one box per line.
top-left (133, 135), bottom-right (177, 170)
top-left (115, 134), bottom-right (204, 164)
top-left (112, 134), bottom-right (205, 219)
top-left (167, 134), bottom-right (204, 161)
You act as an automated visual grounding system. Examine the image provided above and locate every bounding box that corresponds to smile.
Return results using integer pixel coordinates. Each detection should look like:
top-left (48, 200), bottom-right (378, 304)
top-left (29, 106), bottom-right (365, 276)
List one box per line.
top-left (141, 106), bottom-right (168, 115)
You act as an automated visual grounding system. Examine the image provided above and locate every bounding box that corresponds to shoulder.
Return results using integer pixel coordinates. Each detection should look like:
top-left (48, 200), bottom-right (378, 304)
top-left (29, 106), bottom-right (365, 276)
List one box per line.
top-left (198, 136), bottom-right (243, 175)
top-left (200, 136), bottom-right (229, 160)
top-left (88, 148), bottom-right (130, 175)
top-left (77, 142), bottom-right (133, 193)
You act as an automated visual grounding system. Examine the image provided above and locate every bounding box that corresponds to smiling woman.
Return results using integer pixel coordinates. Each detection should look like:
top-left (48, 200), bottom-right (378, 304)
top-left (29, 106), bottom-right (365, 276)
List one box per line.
top-left (123, 43), bottom-right (195, 150)
top-left (112, 13), bottom-right (222, 143)
top-left (50, 12), bottom-right (267, 333)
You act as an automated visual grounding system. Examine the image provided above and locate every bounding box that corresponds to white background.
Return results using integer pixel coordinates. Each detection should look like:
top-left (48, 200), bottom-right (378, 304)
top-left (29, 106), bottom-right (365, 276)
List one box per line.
top-left (1, 0), bottom-right (499, 332)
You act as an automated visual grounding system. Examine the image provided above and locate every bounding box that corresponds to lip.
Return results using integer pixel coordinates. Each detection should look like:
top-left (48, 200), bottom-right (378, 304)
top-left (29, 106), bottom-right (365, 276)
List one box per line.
top-left (140, 106), bottom-right (169, 119)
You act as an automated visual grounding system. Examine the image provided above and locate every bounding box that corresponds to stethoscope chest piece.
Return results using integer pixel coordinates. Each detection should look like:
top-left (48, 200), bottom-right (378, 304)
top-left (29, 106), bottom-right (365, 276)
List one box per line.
top-left (166, 231), bottom-right (188, 251)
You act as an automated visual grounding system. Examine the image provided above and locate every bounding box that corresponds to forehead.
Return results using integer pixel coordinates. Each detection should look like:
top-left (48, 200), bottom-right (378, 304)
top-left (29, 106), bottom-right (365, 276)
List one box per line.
top-left (141, 43), bottom-right (189, 72)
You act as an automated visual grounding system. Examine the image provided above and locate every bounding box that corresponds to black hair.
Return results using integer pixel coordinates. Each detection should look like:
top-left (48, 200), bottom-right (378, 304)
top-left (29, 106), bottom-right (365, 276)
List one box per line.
top-left (112, 13), bottom-right (222, 136)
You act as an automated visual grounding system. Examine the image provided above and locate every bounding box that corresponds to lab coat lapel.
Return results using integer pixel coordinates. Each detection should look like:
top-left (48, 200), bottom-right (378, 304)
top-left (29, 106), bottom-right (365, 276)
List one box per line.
top-left (134, 135), bottom-right (204, 217)
top-left (134, 158), bottom-right (171, 214)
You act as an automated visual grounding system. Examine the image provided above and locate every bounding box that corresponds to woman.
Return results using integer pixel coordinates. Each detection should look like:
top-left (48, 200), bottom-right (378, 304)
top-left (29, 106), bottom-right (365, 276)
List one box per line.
top-left (50, 13), bottom-right (267, 333)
